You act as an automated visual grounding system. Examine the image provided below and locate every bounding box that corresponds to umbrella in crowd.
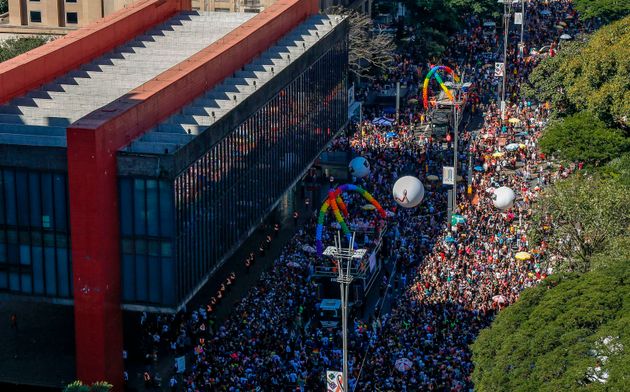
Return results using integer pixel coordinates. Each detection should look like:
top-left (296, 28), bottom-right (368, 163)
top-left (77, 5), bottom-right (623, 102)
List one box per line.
top-left (492, 152), bottom-right (504, 158)
top-left (508, 117), bottom-right (520, 124)
top-left (505, 143), bottom-right (520, 151)
top-left (492, 295), bottom-right (507, 304)
top-left (451, 214), bottom-right (466, 225)
top-left (560, 34), bottom-right (572, 40)
top-left (395, 358), bottom-right (414, 372)
top-left (386, 131), bottom-right (398, 138)
top-left (540, 9), bottom-right (552, 16)
top-left (426, 174), bottom-right (440, 181)
top-left (362, 204), bottom-right (377, 210)
top-left (515, 251), bottom-right (532, 261)
top-left (474, 165), bottom-right (485, 172)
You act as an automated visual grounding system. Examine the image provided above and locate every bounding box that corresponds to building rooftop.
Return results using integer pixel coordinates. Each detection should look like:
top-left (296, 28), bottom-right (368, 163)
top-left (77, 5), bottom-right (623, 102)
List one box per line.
top-left (0, 11), bottom-right (255, 147)
top-left (125, 13), bottom-right (342, 155)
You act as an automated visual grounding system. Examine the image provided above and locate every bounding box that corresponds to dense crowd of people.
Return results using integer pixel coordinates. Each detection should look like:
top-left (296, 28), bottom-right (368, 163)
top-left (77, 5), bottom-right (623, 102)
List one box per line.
top-left (135, 1), bottom-right (587, 390)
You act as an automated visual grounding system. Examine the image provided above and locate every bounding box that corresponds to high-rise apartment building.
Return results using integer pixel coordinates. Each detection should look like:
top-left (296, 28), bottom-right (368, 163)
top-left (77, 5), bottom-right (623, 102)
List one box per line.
top-left (8, 0), bottom-right (137, 28)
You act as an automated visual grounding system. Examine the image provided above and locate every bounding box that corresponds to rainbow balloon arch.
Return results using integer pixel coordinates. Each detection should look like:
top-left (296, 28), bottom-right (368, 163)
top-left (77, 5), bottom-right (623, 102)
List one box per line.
top-left (315, 184), bottom-right (387, 255)
top-left (422, 65), bottom-right (460, 110)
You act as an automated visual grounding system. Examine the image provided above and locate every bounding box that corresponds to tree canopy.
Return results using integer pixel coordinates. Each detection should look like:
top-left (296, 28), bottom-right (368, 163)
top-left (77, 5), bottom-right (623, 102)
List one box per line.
top-left (472, 258), bottom-right (630, 392)
top-left (539, 112), bottom-right (629, 165)
top-left (401, 0), bottom-right (500, 60)
top-left (525, 15), bottom-right (630, 128)
top-left (573, 0), bottom-right (630, 23)
top-left (529, 173), bottom-right (630, 273)
top-left (0, 36), bottom-right (49, 63)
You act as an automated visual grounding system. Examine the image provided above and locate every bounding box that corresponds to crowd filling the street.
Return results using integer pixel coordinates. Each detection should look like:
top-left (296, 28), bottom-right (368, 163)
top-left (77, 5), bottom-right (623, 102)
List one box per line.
top-left (136, 1), bottom-right (596, 390)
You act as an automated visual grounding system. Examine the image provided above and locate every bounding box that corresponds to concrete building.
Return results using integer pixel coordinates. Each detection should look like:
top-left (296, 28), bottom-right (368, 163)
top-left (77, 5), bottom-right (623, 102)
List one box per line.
top-left (8, 0), bottom-right (137, 28)
top-left (0, 0), bottom-right (348, 389)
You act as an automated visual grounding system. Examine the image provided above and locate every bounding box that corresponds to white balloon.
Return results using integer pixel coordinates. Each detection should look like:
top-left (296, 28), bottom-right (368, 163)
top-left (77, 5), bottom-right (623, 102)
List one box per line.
top-left (349, 157), bottom-right (371, 178)
top-left (393, 176), bottom-right (425, 208)
top-left (492, 186), bottom-right (515, 210)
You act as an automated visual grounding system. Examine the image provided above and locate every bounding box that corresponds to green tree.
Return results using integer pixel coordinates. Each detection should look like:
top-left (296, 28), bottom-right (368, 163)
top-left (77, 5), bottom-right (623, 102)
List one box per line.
top-left (472, 258), bottom-right (630, 391)
top-left (447, 0), bottom-right (501, 18)
top-left (598, 153), bottom-right (630, 186)
top-left (63, 381), bottom-right (113, 392)
top-left (523, 40), bottom-right (584, 116)
top-left (539, 112), bottom-right (629, 165)
top-left (525, 16), bottom-right (630, 128)
top-left (573, 0), bottom-right (630, 23)
top-left (0, 36), bottom-right (49, 63)
top-left (529, 173), bottom-right (630, 273)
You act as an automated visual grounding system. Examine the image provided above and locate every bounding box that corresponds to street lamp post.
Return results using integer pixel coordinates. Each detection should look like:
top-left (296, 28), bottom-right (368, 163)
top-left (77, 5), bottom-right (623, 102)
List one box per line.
top-left (443, 80), bottom-right (471, 229)
top-left (520, 0), bottom-right (526, 49)
top-left (501, 0), bottom-right (510, 122)
top-left (323, 232), bottom-right (367, 392)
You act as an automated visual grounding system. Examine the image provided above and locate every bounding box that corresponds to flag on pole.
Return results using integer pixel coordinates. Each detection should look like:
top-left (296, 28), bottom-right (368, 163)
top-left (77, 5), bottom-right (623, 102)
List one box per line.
top-left (494, 62), bottom-right (504, 77)
top-left (326, 370), bottom-right (344, 392)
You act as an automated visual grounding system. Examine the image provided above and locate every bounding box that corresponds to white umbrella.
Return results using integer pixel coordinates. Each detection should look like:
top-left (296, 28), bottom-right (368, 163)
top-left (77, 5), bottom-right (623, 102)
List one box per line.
top-left (560, 34), bottom-right (572, 40)
top-left (492, 295), bottom-right (507, 304)
top-left (505, 143), bottom-right (519, 151)
top-left (287, 261), bottom-right (301, 268)
top-left (395, 358), bottom-right (413, 372)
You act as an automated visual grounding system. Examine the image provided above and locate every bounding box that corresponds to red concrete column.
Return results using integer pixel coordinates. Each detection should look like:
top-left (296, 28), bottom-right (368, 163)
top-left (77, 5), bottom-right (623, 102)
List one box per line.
top-left (67, 128), bottom-right (124, 390)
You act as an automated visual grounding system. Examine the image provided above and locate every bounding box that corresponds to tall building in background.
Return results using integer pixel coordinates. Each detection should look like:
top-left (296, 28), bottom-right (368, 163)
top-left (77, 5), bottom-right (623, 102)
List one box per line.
top-left (8, 0), bottom-right (137, 28)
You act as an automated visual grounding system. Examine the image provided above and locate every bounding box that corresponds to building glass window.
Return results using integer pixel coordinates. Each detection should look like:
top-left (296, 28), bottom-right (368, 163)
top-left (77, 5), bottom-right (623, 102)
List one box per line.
top-left (29, 11), bottom-right (42, 23)
top-left (166, 37), bottom-right (348, 307)
top-left (0, 169), bottom-right (71, 298)
top-left (66, 12), bottom-right (78, 25)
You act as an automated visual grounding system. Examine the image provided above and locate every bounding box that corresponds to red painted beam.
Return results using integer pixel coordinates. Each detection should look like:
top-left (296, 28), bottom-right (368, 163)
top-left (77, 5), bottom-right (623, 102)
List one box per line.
top-left (66, 1), bottom-right (315, 390)
top-left (0, 0), bottom-right (191, 105)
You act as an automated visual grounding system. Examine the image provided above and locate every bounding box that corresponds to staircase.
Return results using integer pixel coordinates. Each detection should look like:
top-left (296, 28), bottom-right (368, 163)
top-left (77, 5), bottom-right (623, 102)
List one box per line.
top-left (0, 11), bottom-right (255, 146)
top-left (127, 14), bottom-right (343, 155)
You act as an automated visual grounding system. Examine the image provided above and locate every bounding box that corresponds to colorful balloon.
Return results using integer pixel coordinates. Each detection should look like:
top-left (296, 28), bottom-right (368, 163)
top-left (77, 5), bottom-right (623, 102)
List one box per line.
top-left (422, 65), bottom-right (460, 110)
top-left (315, 184), bottom-right (387, 255)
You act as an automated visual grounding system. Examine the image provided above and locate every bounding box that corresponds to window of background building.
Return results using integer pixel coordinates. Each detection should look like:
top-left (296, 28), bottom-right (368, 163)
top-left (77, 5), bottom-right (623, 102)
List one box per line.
top-left (29, 11), bottom-right (42, 23)
top-left (66, 12), bottom-right (78, 24)
top-left (215, 8), bottom-right (230, 12)
top-left (66, 0), bottom-right (78, 2)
